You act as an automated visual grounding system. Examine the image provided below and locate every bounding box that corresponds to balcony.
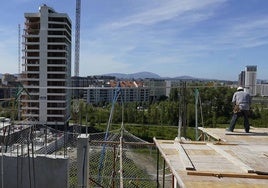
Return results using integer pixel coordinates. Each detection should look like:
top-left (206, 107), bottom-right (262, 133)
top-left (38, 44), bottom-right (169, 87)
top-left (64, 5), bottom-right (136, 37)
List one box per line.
top-left (21, 106), bottom-right (39, 110)
top-left (47, 114), bottom-right (65, 118)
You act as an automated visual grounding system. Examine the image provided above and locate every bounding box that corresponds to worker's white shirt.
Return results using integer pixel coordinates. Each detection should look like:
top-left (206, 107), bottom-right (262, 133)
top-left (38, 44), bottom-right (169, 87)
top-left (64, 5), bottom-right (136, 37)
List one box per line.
top-left (232, 91), bottom-right (251, 110)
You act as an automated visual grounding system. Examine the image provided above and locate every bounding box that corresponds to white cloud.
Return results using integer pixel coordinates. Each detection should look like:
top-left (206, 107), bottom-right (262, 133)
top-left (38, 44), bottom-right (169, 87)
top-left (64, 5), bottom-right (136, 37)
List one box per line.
top-left (79, 52), bottom-right (131, 76)
top-left (201, 16), bottom-right (268, 50)
top-left (104, 0), bottom-right (227, 29)
top-left (230, 18), bottom-right (268, 48)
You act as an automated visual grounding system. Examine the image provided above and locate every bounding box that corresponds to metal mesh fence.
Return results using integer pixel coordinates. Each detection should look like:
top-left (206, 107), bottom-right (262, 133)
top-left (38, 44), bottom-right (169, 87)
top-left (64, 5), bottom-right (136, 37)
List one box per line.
top-left (1, 123), bottom-right (70, 157)
top-left (1, 122), bottom-right (170, 188)
top-left (85, 129), bottom-right (158, 188)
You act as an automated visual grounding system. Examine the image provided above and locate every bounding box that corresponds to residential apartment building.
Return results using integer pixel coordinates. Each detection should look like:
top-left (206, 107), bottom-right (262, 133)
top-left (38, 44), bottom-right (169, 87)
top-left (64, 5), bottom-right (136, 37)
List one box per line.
top-left (71, 75), bottom-right (116, 99)
top-left (1, 74), bottom-right (17, 86)
top-left (85, 80), bottom-right (150, 104)
top-left (0, 74), bottom-right (20, 100)
top-left (256, 84), bottom-right (268, 97)
top-left (143, 78), bottom-right (166, 102)
top-left (238, 71), bottom-right (245, 88)
top-left (244, 65), bottom-right (257, 96)
top-left (237, 65), bottom-right (268, 96)
top-left (20, 5), bottom-right (72, 127)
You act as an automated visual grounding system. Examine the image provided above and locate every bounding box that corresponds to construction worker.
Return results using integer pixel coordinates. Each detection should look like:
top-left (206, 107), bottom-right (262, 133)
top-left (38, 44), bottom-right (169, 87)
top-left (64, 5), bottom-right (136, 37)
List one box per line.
top-left (226, 86), bottom-right (251, 133)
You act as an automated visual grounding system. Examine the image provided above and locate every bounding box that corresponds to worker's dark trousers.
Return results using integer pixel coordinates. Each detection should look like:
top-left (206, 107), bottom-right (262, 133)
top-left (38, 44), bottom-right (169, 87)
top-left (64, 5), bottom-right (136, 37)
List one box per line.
top-left (229, 110), bottom-right (250, 132)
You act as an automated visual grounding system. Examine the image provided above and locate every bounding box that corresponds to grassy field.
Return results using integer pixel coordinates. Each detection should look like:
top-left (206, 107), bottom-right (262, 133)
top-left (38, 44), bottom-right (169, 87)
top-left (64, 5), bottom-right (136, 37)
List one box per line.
top-left (92, 123), bottom-right (199, 141)
top-left (91, 120), bottom-right (268, 142)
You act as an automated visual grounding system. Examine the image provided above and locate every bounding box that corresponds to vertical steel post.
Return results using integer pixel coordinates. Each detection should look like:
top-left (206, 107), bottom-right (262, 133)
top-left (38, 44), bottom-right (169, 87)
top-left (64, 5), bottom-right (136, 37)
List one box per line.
top-left (156, 148), bottom-right (159, 188)
top-left (162, 159), bottom-right (165, 188)
top-left (195, 88), bottom-right (199, 141)
top-left (77, 134), bottom-right (89, 188)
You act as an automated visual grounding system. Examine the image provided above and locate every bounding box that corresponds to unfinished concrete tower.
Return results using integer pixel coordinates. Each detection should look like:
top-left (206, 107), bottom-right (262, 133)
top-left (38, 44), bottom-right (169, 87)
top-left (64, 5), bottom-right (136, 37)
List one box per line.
top-left (20, 4), bottom-right (72, 127)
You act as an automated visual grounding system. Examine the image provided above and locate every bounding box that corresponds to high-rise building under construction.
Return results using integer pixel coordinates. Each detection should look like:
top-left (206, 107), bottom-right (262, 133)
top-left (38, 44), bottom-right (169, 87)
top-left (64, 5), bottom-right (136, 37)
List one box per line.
top-left (20, 4), bottom-right (72, 127)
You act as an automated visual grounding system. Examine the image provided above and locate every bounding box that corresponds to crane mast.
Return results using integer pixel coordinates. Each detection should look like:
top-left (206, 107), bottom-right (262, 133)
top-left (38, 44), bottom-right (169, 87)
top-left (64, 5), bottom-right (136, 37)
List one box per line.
top-left (18, 24), bottom-right (21, 74)
top-left (74, 0), bottom-right (81, 77)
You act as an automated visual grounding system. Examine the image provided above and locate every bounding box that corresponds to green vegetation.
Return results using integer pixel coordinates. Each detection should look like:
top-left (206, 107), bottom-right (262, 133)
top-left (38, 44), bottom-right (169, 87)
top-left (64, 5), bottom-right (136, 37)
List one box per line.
top-left (1, 86), bottom-right (267, 141)
top-left (86, 148), bottom-right (157, 187)
top-left (70, 86), bottom-right (268, 141)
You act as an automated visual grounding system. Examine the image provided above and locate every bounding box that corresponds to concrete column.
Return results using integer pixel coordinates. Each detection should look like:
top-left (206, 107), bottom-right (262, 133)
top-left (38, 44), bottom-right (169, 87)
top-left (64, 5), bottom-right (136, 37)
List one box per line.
top-left (77, 134), bottom-right (89, 188)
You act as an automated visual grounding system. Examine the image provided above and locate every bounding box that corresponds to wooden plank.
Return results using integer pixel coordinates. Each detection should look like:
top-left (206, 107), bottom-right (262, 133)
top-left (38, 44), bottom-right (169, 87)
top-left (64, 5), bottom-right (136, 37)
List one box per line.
top-left (198, 127), bottom-right (227, 142)
top-left (187, 171), bottom-right (268, 179)
top-left (231, 146), bottom-right (268, 175)
top-left (207, 143), bottom-right (254, 173)
top-left (179, 141), bottom-right (207, 145)
top-left (225, 131), bottom-right (252, 135)
top-left (174, 142), bottom-right (195, 170)
top-left (213, 141), bottom-right (238, 146)
top-left (153, 138), bottom-right (187, 188)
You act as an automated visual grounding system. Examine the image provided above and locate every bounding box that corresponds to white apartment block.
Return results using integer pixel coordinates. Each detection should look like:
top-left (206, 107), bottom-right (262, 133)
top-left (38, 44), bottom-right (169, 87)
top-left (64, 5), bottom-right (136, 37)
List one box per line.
top-left (20, 5), bottom-right (72, 126)
top-left (256, 84), bottom-right (268, 97)
top-left (86, 81), bottom-right (150, 104)
top-left (244, 65), bottom-right (257, 96)
top-left (143, 79), bottom-right (166, 101)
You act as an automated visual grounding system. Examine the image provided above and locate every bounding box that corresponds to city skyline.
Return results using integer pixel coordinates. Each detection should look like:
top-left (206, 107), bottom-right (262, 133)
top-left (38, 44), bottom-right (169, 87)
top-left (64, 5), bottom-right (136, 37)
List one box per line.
top-left (1, 0), bottom-right (268, 81)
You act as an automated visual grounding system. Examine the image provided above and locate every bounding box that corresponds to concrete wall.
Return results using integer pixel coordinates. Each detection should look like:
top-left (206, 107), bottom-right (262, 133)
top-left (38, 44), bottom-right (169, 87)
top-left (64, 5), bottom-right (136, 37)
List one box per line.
top-left (0, 154), bottom-right (69, 188)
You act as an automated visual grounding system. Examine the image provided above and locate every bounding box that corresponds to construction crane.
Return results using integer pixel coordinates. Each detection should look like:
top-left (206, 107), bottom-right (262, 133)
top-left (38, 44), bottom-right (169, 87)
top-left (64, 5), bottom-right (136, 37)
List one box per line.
top-left (73, 0), bottom-right (82, 127)
top-left (18, 24), bottom-right (21, 75)
top-left (74, 0), bottom-right (81, 77)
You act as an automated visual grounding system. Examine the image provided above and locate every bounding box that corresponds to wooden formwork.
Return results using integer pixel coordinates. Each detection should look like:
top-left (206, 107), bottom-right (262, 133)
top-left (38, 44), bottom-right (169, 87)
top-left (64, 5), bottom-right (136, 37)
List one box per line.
top-left (154, 127), bottom-right (268, 188)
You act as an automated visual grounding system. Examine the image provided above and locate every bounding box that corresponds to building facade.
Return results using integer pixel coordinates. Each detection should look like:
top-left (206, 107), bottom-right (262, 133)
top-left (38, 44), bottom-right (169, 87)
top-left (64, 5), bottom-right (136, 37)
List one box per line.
top-left (238, 71), bottom-right (245, 87)
top-left (236, 65), bottom-right (268, 96)
top-left (143, 79), bottom-right (166, 102)
top-left (0, 74), bottom-right (20, 100)
top-left (85, 81), bottom-right (150, 104)
top-left (20, 5), bottom-right (72, 126)
top-left (71, 75), bottom-right (116, 99)
top-left (244, 65), bottom-right (257, 96)
top-left (256, 84), bottom-right (268, 97)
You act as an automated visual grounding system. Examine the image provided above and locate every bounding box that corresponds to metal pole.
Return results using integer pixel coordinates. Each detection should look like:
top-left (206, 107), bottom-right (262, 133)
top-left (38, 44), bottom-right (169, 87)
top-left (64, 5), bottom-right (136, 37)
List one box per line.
top-left (30, 127), bottom-right (36, 188)
top-left (1, 120), bottom-right (4, 188)
top-left (172, 175), bottom-right (174, 188)
top-left (112, 145), bottom-right (116, 188)
top-left (27, 131), bottom-right (32, 188)
top-left (162, 159), bottom-right (165, 188)
top-left (85, 115), bottom-right (88, 136)
top-left (77, 134), bottom-right (89, 188)
top-left (20, 142), bottom-right (23, 187)
top-left (119, 137), bottom-right (123, 188)
top-left (55, 122), bottom-right (57, 157)
top-left (177, 88), bottom-right (182, 140)
top-left (180, 82), bottom-right (187, 137)
top-left (64, 121), bottom-right (67, 157)
top-left (156, 148), bottom-right (159, 188)
top-left (177, 116), bottom-right (182, 140)
top-left (45, 124), bottom-right (47, 156)
top-left (195, 88), bottom-right (199, 141)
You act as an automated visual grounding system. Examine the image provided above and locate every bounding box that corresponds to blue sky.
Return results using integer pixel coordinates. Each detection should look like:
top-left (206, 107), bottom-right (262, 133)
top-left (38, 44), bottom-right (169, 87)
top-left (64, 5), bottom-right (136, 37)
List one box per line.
top-left (1, 0), bottom-right (268, 80)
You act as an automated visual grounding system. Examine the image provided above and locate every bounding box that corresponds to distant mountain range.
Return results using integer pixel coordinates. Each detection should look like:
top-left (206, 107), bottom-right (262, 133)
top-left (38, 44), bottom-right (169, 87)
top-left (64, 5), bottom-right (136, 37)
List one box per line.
top-left (103, 71), bottom-right (161, 79)
top-left (0, 71), bottom-right (230, 81)
top-left (103, 71), bottom-right (207, 80)
top-left (5, 71), bottom-right (268, 82)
